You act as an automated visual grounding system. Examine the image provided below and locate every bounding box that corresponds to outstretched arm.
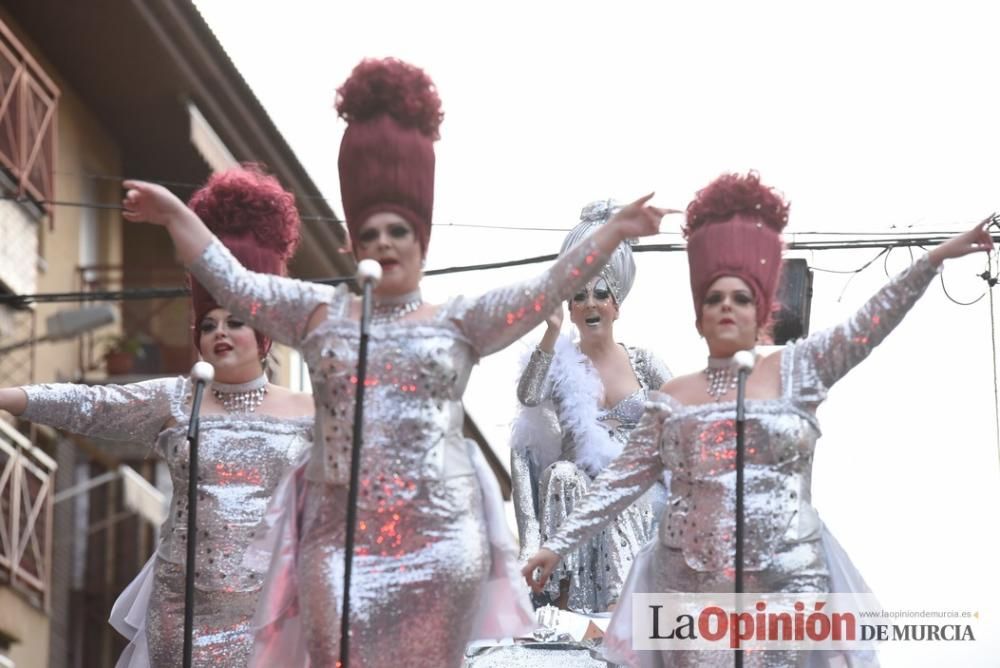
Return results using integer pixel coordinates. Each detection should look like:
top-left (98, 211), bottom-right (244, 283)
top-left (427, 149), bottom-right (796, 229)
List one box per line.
top-left (454, 195), bottom-right (675, 357)
top-left (522, 398), bottom-right (668, 592)
top-left (4, 379), bottom-right (175, 443)
top-left (122, 180), bottom-right (334, 346)
top-left (122, 180), bottom-right (214, 264)
top-left (793, 217), bottom-right (995, 392)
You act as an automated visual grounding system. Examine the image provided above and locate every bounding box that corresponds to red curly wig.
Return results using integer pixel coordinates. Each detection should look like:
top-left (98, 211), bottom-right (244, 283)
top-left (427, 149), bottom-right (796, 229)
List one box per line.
top-left (187, 164), bottom-right (301, 356)
top-left (336, 58), bottom-right (442, 256)
top-left (684, 171), bottom-right (789, 238)
top-left (685, 172), bottom-right (789, 328)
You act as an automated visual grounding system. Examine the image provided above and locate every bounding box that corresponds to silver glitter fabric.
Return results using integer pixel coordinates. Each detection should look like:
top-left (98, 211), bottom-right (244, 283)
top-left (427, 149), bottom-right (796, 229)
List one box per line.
top-left (21, 377), bottom-right (312, 667)
top-left (542, 256), bottom-right (938, 667)
top-left (188, 235), bottom-right (609, 667)
top-left (464, 642), bottom-right (615, 667)
top-left (513, 345), bottom-right (671, 612)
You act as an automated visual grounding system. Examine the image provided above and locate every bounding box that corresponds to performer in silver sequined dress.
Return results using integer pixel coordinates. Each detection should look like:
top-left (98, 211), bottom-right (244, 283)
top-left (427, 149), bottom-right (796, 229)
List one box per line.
top-left (0, 168), bottom-right (314, 667)
top-left (511, 199), bottom-right (671, 613)
top-left (119, 59), bottom-right (671, 668)
top-left (524, 172), bottom-right (995, 667)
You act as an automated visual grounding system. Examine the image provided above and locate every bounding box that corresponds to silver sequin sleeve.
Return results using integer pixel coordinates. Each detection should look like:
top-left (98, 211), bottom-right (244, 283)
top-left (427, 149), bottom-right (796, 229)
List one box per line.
top-left (634, 347), bottom-right (672, 389)
top-left (510, 448), bottom-right (542, 559)
top-left (791, 253), bottom-right (939, 398)
top-left (189, 238), bottom-right (339, 347)
top-left (21, 377), bottom-right (177, 444)
top-left (449, 237), bottom-right (609, 357)
top-left (540, 398), bottom-right (667, 557)
top-left (516, 347), bottom-right (555, 407)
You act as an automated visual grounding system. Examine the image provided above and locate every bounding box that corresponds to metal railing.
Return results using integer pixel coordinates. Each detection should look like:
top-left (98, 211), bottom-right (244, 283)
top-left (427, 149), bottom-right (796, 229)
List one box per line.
top-left (0, 418), bottom-right (55, 611)
top-left (0, 18), bottom-right (59, 219)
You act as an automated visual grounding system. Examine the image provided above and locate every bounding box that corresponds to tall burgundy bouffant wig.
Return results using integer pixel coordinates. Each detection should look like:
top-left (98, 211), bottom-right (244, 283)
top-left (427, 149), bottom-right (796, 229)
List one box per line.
top-left (684, 172), bottom-right (789, 328)
top-left (336, 58), bottom-right (443, 257)
top-left (187, 165), bottom-right (301, 356)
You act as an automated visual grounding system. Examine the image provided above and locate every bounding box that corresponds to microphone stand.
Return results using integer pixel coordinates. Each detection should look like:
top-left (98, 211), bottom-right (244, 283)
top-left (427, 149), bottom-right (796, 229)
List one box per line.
top-left (339, 276), bottom-right (375, 668)
top-left (183, 366), bottom-right (212, 668)
top-left (734, 360), bottom-right (751, 668)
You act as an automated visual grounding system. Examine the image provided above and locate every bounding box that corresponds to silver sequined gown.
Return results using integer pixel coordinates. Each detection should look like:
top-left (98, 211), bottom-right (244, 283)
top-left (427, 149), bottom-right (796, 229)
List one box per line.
top-left (542, 255), bottom-right (938, 667)
top-left (512, 342), bottom-right (671, 612)
top-left (187, 235), bottom-right (609, 667)
top-left (20, 377), bottom-right (311, 667)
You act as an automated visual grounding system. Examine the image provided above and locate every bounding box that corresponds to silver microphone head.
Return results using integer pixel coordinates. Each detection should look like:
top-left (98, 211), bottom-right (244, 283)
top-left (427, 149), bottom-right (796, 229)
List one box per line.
top-left (191, 361), bottom-right (215, 383)
top-left (356, 259), bottom-right (383, 287)
top-left (733, 350), bottom-right (756, 372)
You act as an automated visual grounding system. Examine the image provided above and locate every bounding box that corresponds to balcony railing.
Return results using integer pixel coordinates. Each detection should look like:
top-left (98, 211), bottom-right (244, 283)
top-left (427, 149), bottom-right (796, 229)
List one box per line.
top-left (0, 417), bottom-right (55, 611)
top-left (0, 18), bottom-right (59, 220)
top-left (77, 264), bottom-right (193, 379)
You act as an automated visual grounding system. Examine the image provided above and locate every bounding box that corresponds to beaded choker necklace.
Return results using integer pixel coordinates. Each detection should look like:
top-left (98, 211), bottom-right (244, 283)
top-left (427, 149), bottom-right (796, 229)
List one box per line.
top-left (211, 373), bottom-right (268, 413)
top-left (372, 289), bottom-right (423, 325)
top-left (703, 350), bottom-right (757, 400)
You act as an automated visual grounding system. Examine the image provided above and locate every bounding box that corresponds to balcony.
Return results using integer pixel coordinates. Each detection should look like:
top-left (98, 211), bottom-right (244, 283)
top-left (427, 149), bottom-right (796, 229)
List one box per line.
top-left (0, 417), bottom-right (54, 611)
top-left (0, 19), bottom-right (59, 220)
top-left (76, 264), bottom-right (193, 381)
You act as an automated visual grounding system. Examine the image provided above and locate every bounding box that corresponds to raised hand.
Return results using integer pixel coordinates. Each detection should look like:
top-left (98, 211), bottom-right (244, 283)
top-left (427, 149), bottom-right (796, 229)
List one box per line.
top-left (121, 179), bottom-right (214, 265)
top-left (121, 180), bottom-right (191, 228)
top-left (929, 215), bottom-right (996, 265)
top-left (608, 193), bottom-right (680, 241)
top-left (545, 303), bottom-right (564, 333)
top-left (520, 548), bottom-right (561, 593)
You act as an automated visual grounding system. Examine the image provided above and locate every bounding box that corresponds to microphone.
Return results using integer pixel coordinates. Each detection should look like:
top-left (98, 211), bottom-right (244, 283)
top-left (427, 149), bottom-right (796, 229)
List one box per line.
top-left (732, 350), bottom-right (755, 374)
top-left (732, 348), bottom-right (755, 629)
top-left (191, 361), bottom-right (215, 384)
top-left (341, 258), bottom-right (382, 667)
top-left (183, 360), bottom-right (213, 668)
top-left (355, 259), bottom-right (383, 287)
top-left (186, 362), bottom-right (214, 441)
top-left (355, 259), bottom-right (382, 338)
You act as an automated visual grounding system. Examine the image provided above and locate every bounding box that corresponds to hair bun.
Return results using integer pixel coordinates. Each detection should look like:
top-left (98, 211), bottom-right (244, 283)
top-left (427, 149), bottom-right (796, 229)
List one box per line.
top-left (187, 164), bottom-right (301, 262)
top-left (336, 58), bottom-right (443, 140)
top-left (684, 171), bottom-right (789, 238)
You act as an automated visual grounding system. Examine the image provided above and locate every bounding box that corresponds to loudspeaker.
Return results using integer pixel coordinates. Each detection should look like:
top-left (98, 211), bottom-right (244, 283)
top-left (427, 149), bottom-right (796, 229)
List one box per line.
top-left (772, 259), bottom-right (813, 344)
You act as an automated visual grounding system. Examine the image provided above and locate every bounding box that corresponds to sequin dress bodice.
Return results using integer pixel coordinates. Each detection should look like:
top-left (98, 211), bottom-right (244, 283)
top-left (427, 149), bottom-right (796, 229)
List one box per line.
top-left (598, 387), bottom-right (647, 440)
top-left (157, 413), bottom-right (312, 590)
top-left (301, 318), bottom-right (478, 491)
top-left (658, 387), bottom-right (821, 572)
top-left (21, 376), bottom-right (313, 591)
top-left (542, 255), bottom-right (939, 574)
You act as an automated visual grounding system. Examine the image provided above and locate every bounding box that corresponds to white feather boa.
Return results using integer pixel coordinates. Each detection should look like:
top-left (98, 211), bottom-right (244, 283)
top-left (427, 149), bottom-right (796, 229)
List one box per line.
top-left (511, 334), bottom-right (624, 477)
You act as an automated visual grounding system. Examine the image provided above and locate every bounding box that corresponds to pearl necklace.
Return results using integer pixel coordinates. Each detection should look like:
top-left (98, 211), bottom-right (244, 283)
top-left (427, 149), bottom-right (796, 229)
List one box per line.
top-left (372, 289), bottom-right (423, 325)
top-left (703, 350), bottom-right (756, 400)
top-left (211, 373), bottom-right (268, 413)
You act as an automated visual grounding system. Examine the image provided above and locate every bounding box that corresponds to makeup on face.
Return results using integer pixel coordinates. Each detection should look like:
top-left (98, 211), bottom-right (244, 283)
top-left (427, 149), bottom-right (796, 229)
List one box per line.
top-left (571, 277), bottom-right (614, 306)
top-left (699, 276), bottom-right (758, 353)
top-left (571, 277), bottom-right (618, 329)
top-left (356, 212), bottom-right (423, 296)
top-left (199, 310), bottom-right (256, 360)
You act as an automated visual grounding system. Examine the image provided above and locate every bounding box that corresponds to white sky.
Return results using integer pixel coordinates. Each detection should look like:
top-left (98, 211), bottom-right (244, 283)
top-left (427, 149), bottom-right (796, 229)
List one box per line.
top-left (194, 2), bottom-right (1000, 665)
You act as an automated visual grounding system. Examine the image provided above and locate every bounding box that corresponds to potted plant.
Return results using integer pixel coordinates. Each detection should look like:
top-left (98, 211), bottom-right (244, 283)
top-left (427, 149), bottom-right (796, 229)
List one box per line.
top-left (100, 334), bottom-right (144, 375)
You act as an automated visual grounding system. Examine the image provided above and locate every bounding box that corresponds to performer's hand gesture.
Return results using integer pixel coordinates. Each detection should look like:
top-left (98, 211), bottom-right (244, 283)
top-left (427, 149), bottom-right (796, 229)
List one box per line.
top-left (608, 193), bottom-right (677, 241)
top-left (121, 179), bottom-right (214, 265)
top-left (545, 304), bottom-right (564, 333)
top-left (521, 548), bottom-right (561, 593)
top-left (928, 215), bottom-right (996, 265)
top-left (122, 180), bottom-right (190, 228)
